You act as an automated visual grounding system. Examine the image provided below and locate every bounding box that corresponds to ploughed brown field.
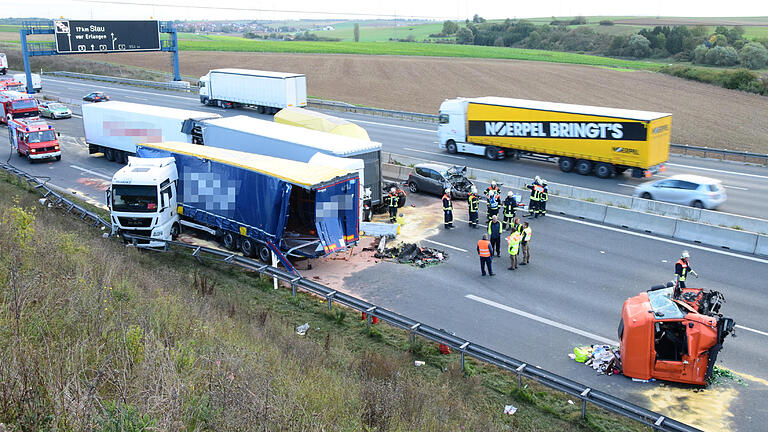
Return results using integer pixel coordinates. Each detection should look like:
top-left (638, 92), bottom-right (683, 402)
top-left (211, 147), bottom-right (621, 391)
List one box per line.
top-left (82, 51), bottom-right (768, 152)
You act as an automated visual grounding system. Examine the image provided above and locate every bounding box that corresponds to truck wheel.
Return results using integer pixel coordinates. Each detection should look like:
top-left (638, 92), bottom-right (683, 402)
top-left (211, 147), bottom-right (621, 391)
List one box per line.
top-left (485, 146), bottom-right (498, 160)
top-left (104, 148), bottom-right (116, 162)
top-left (120, 151), bottom-right (131, 164)
top-left (258, 245), bottom-right (271, 263)
top-left (241, 238), bottom-right (256, 257)
top-left (170, 223), bottom-right (180, 240)
top-left (446, 140), bottom-right (457, 154)
top-left (408, 182), bottom-right (419, 193)
top-left (575, 159), bottom-right (593, 176)
top-left (200, 97), bottom-right (208, 105)
top-left (558, 157), bottom-right (575, 172)
top-left (594, 163), bottom-right (614, 179)
top-left (222, 232), bottom-right (236, 250)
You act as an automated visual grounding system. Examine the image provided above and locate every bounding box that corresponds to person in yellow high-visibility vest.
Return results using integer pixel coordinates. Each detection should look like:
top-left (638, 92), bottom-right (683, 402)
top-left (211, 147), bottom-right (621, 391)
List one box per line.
top-left (506, 230), bottom-right (523, 270)
top-left (521, 221), bottom-right (532, 265)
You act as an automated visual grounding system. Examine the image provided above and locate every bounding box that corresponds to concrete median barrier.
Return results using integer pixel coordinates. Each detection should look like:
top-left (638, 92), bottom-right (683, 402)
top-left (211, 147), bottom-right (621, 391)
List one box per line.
top-left (604, 206), bottom-right (677, 237)
top-left (571, 187), bottom-right (634, 208)
top-left (673, 220), bottom-right (759, 254)
top-left (382, 163), bottom-right (411, 181)
top-left (696, 211), bottom-right (768, 236)
top-left (630, 197), bottom-right (702, 220)
top-left (548, 195), bottom-right (607, 222)
top-left (756, 235), bottom-right (768, 257)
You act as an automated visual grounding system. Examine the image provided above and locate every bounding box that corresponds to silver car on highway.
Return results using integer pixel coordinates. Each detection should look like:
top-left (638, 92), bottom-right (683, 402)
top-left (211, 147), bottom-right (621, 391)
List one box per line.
top-left (633, 174), bottom-right (726, 209)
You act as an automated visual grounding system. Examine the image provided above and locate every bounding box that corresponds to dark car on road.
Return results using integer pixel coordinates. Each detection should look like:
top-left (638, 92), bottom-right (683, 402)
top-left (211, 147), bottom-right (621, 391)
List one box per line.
top-left (83, 92), bottom-right (110, 102)
top-left (407, 163), bottom-right (474, 199)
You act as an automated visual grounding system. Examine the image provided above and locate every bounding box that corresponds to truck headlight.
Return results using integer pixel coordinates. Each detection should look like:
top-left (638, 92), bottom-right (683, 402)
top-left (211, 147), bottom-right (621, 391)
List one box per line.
top-left (30, 149), bottom-right (36, 153)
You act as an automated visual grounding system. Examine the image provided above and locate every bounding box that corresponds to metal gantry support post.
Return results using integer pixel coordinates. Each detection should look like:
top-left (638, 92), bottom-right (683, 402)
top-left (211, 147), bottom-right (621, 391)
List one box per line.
top-left (170, 26), bottom-right (181, 81)
top-left (19, 29), bottom-right (35, 94)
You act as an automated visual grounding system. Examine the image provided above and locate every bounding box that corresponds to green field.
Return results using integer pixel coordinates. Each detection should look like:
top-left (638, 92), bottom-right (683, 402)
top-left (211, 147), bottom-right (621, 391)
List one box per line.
top-left (0, 24), bottom-right (21, 32)
top-left (321, 21), bottom-right (447, 42)
top-left (178, 37), bottom-right (666, 70)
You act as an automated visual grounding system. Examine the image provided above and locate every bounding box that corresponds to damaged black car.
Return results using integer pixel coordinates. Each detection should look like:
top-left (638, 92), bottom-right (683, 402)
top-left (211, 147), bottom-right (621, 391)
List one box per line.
top-left (407, 163), bottom-right (474, 199)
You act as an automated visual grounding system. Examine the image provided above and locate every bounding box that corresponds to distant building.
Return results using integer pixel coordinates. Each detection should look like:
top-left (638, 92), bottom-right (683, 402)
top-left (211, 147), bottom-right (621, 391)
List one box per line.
top-left (323, 26), bottom-right (335, 31)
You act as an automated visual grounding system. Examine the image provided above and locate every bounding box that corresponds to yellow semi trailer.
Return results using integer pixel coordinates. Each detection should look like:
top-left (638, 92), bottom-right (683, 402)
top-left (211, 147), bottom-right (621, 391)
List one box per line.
top-left (438, 97), bottom-right (671, 178)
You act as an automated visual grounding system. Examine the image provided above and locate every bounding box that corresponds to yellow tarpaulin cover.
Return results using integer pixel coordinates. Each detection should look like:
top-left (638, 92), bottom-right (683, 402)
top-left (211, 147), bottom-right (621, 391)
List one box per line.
top-left (275, 107), bottom-right (371, 141)
top-left (139, 141), bottom-right (354, 188)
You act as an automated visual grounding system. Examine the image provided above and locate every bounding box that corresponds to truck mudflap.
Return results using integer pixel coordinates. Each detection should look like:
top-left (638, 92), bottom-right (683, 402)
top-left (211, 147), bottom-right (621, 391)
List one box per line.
top-left (314, 176), bottom-right (360, 256)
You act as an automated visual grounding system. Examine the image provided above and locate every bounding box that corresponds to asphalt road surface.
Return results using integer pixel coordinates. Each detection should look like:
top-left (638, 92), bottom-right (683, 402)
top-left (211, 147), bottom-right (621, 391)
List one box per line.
top-left (35, 74), bottom-right (768, 220)
top-left (3, 74), bottom-right (768, 431)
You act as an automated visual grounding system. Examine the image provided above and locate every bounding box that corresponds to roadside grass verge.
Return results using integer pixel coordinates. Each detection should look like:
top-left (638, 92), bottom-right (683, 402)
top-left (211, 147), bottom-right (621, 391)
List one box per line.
top-left (0, 171), bottom-right (645, 431)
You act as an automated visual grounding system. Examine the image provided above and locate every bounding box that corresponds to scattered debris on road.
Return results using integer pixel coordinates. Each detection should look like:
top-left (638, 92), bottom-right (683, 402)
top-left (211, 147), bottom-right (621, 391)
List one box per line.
top-left (374, 242), bottom-right (447, 267)
top-left (572, 345), bottom-right (621, 376)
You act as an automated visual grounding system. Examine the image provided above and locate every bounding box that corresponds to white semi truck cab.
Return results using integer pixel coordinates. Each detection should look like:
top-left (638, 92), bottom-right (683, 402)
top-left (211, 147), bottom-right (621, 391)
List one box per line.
top-left (437, 98), bottom-right (469, 154)
top-left (107, 157), bottom-right (180, 248)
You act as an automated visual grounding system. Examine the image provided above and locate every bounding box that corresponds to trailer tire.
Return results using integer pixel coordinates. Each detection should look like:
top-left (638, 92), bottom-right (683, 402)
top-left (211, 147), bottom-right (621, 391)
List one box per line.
top-left (104, 148), bottom-right (116, 162)
top-left (222, 232), bottom-right (236, 250)
top-left (485, 146), bottom-right (498, 160)
top-left (575, 159), bottom-right (593, 176)
top-left (446, 140), bottom-right (457, 154)
top-left (200, 97), bottom-right (209, 105)
top-left (594, 162), bottom-right (614, 179)
top-left (258, 245), bottom-right (271, 263)
top-left (558, 157), bottom-right (575, 172)
top-left (241, 238), bottom-right (256, 257)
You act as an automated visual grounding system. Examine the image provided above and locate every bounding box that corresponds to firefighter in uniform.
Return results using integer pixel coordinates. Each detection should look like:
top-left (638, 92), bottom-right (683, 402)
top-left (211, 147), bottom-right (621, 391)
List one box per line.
top-left (507, 229), bottom-right (523, 270)
top-left (502, 191), bottom-right (517, 231)
top-left (674, 250), bottom-right (698, 297)
top-left (538, 180), bottom-right (549, 217)
top-left (526, 176), bottom-right (544, 218)
top-left (521, 221), bottom-right (532, 265)
top-left (384, 187), bottom-right (399, 223)
top-left (442, 188), bottom-right (454, 229)
top-left (485, 181), bottom-right (501, 222)
top-left (468, 186), bottom-right (480, 228)
top-left (487, 215), bottom-right (502, 257)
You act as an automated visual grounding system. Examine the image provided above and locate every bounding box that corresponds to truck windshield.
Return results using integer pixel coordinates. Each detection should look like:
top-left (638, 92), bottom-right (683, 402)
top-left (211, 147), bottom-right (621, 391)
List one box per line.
top-left (112, 185), bottom-right (159, 213)
top-left (27, 130), bottom-right (56, 143)
top-left (12, 99), bottom-right (37, 110)
top-left (647, 287), bottom-right (686, 319)
top-left (438, 114), bottom-right (449, 124)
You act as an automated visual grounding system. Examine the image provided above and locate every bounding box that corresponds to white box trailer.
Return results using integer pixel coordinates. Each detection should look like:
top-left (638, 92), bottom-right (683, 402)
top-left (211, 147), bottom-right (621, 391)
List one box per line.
top-left (12, 73), bottom-right (42, 92)
top-left (198, 68), bottom-right (307, 114)
top-left (83, 101), bottom-right (221, 164)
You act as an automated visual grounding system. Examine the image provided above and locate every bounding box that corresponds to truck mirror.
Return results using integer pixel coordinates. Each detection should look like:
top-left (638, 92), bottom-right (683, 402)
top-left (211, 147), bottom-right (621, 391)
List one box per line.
top-left (105, 189), bottom-right (112, 209)
top-left (57, 132), bottom-right (61, 137)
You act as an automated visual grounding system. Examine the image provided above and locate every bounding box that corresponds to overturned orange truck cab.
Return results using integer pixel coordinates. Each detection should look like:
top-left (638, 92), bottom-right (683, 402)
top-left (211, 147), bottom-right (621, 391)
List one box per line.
top-left (619, 284), bottom-right (735, 385)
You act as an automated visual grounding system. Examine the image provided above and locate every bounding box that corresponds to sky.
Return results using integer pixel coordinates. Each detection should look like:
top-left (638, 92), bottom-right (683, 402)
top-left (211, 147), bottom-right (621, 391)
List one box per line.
top-left (6, 0), bottom-right (768, 22)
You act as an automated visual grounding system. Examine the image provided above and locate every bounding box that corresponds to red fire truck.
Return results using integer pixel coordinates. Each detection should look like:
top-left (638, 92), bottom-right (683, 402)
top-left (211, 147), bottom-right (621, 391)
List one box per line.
top-left (0, 77), bottom-right (25, 92)
top-left (0, 90), bottom-right (39, 124)
top-left (8, 117), bottom-right (61, 162)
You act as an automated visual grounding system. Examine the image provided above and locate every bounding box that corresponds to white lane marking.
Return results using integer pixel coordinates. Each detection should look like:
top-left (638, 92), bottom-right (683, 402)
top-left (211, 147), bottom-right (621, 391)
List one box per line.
top-left (723, 185), bottom-right (748, 191)
top-left (736, 324), bottom-right (768, 337)
top-left (403, 147), bottom-right (466, 160)
top-left (667, 163), bottom-right (768, 180)
top-left (617, 183), bottom-right (635, 188)
top-left (423, 239), bottom-right (468, 253)
top-left (70, 165), bottom-right (112, 180)
top-left (466, 294), bottom-right (619, 345)
top-left (547, 213), bottom-right (768, 265)
top-left (350, 118), bottom-right (435, 133)
top-left (44, 78), bottom-right (196, 101)
top-left (71, 114), bottom-right (82, 118)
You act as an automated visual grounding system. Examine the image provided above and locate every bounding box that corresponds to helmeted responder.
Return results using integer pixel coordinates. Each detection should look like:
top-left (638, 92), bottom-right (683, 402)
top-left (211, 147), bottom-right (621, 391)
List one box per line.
top-left (538, 179), bottom-right (549, 217)
top-left (442, 188), bottom-right (454, 229)
top-left (477, 234), bottom-right (494, 276)
top-left (384, 187), bottom-right (399, 223)
top-left (521, 221), bottom-right (532, 265)
top-left (485, 182), bottom-right (501, 222)
top-left (487, 215), bottom-right (502, 257)
top-left (526, 176), bottom-right (544, 218)
top-left (507, 229), bottom-right (523, 270)
top-left (502, 191), bottom-right (517, 230)
top-left (468, 186), bottom-right (480, 228)
top-left (674, 250), bottom-right (698, 296)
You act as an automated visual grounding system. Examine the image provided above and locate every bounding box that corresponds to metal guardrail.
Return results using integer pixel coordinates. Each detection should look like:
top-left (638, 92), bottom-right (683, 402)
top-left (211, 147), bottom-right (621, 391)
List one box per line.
top-left (307, 98), bottom-right (440, 123)
top-left (0, 162), bottom-right (111, 229)
top-left (42, 71), bottom-right (193, 91)
top-left (670, 144), bottom-right (768, 165)
top-left (0, 161), bottom-right (700, 431)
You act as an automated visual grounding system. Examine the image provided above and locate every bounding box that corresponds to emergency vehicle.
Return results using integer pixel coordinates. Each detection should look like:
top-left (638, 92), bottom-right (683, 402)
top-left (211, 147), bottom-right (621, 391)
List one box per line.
top-left (0, 78), bottom-right (25, 92)
top-left (8, 117), bottom-right (61, 162)
top-left (619, 282), bottom-right (735, 385)
top-left (0, 91), bottom-right (39, 124)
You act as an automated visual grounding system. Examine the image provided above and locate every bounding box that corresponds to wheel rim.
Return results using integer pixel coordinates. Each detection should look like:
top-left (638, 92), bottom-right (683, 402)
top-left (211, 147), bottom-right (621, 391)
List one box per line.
top-left (577, 160), bottom-right (592, 175)
top-left (485, 147), bottom-right (497, 160)
top-left (170, 224), bottom-right (179, 239)
top-left (447, 142), bottom-right (457, 154)
top-left (693, 201), bottom-right (703, 208)
top-left (641, 193), bottom-right (652, 199)
top-left (223, 233), bottom-right (235, 249)
top-left (259, 246), bottom-right (271, 262)
top-left (559, 158), bottom-right (574, 172)
top-left (242, 239), bottom-right (254, 256)
top-left (409, 183), bottom-right (418, 193)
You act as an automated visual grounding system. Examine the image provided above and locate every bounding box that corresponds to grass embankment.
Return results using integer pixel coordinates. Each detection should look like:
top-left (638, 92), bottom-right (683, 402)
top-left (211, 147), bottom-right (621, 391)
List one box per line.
top-left (177, 37), bottom-right (666, 70)
top-left (0, 172), bottom-right (644, 431)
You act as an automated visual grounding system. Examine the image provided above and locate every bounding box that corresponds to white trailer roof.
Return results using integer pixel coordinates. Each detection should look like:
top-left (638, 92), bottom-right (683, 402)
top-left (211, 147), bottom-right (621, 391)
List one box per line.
top-left (204, 115), bottom-right (382, 157)
top-left (465, 97), bottom-right (671, 122)
top-left (210, 69), bottom-right (305, 79)
top-left (86, 101), bottom-right (221, 120)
